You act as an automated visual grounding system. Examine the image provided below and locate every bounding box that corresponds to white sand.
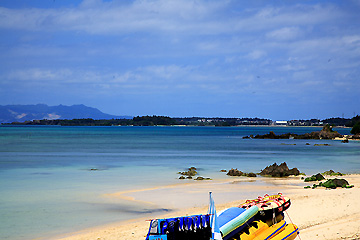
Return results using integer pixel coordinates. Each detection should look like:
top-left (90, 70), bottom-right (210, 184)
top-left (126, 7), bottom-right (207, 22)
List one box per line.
top-left (52, 174), bottom-right (360, 240)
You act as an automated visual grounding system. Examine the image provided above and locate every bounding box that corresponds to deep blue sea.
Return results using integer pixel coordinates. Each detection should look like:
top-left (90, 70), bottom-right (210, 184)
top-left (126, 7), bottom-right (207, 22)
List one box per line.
top-left (0, 126), bottom-right (359, 239)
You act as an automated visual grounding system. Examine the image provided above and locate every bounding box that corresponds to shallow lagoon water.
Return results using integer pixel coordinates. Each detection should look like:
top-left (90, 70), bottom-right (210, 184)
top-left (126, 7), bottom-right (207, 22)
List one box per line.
top-left (0, 126), bottom-right (358, 239)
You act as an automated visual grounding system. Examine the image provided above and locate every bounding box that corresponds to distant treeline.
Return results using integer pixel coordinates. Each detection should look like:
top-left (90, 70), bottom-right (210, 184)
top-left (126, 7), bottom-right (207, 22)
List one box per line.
top-left (3, 116), bottom-right (271, 126)
top-left (2, 115), bottom-right (360, 127)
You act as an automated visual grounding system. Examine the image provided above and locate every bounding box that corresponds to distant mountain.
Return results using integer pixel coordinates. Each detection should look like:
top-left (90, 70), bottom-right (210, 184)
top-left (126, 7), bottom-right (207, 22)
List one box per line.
top-left (0, 104), bottom-right (132, 123)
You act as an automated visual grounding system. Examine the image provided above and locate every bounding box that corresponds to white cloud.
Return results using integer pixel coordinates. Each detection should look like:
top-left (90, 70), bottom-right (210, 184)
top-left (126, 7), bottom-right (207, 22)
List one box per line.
top-left (0, 1), bottom-right (343, 38)
top-left (266, 27), bottom-right (302, 41)
top-left (8, 68), bottom-right (60, 81)
top-left (0, 0), bottom-right (230, 35)
top-left (247, 50), bottom-right (267, 60)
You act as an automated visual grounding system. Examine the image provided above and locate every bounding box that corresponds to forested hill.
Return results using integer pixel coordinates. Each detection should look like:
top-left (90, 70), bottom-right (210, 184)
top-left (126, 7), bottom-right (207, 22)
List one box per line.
top-left (0, 104), bottom-right (131, 123)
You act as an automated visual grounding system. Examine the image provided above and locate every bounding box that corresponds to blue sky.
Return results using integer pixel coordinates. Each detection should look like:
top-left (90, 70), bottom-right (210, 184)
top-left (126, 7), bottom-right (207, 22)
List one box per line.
top-left (0, 0), bottom-right (359, 120)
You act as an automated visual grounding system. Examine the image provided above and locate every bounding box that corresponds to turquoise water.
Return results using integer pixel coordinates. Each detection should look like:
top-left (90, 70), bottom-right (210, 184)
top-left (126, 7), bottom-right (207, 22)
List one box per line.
top-left (0, 126), bottom-right (358, 239)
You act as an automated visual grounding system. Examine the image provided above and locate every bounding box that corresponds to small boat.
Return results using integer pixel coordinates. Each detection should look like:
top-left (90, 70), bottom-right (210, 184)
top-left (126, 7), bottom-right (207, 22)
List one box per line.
top-left (145, 192), bottom-right (299, 240)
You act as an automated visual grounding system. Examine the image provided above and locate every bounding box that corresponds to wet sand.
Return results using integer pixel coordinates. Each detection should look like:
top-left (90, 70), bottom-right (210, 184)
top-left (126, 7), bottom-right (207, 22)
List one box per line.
top-left (53, 174), bottom-right (360, 240)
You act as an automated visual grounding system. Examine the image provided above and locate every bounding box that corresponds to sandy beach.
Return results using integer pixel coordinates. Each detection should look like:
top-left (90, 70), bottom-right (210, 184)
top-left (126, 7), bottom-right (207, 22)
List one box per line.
top-left (53, 174), bottom-right (360, 240)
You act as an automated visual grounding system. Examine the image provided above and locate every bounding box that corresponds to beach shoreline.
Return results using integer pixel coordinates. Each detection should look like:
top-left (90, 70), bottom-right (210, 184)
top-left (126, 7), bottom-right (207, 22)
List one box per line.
top-left (51, 174), bottom-right (360, 240)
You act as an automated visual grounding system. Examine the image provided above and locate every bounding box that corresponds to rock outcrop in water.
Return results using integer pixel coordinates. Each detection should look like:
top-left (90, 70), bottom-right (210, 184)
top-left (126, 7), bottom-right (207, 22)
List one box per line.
top-left (178, 167), bottom-right (212, 180)
top-left (178, 167), bottom-right (197, 178)
top-left (259, 162), bottom-right (300, 177)
top-left (243, 124), bottom-right (343, 140)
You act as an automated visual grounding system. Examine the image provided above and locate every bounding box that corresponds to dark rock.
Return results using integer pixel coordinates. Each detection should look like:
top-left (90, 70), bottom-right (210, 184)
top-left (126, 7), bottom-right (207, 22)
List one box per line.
top-left (227, 168), bottom-right (244, 176)
top-left (306, 143), bottom-right (310, 145)
top-left (179, 176), bottom-right (186, 179)
top-left (304, 173), bottom-right (325, 182)
top-left (245, 172), bottom-right (257, 177)
top-left (287, 167), bottom-right (300, 176)
top-left (194, 176), bottom-right (212, 180)
top-left (220, 169), bottom-right (227, 172)
top-left (341, 139), bottom-right (349, 143)
top-left (259, 162), bottom-right (300, 177)
top-left (314, 144), bottom-right (330, 146)
top-left (318, 124), bottom-right (342, 139)
top-left (315, 173), bottom-right (325, 180)
top-left (178, 167), bottom-right (198, 177)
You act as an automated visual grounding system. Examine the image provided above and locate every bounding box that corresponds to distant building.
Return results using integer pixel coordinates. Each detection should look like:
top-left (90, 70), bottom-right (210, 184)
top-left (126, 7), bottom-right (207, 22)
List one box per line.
top-left (275, 120), bottom-right (288, 126)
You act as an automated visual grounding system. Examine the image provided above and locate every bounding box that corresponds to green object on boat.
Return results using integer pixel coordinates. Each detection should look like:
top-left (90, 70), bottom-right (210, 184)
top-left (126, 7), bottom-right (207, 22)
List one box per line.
top-left (219, 205), bottom-right (259, 238)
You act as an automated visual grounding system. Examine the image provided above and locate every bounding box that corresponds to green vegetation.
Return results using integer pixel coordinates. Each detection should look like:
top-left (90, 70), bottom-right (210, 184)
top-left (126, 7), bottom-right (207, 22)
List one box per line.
top-left (350, 121), bottom-right (360, 134)
top-left (3, 116), bottom-right (271, 126)
top-left (322, 170), bottom-right (344, 176)
top-left (3, 115), bottom-right (360, 128)
top-left (346, 115), bottom-right (360, 127)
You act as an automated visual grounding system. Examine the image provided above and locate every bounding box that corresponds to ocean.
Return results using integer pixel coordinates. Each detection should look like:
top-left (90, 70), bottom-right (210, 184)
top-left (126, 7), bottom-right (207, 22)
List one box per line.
top-left (0, 126), bottom-right (358, 239)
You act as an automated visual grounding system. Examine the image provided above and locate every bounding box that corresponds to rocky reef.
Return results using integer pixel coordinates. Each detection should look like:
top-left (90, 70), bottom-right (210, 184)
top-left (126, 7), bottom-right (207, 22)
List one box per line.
top-left (305, 178), bottom-right (354, 189)
top-left (178, 167), bottom-right (211, 180)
